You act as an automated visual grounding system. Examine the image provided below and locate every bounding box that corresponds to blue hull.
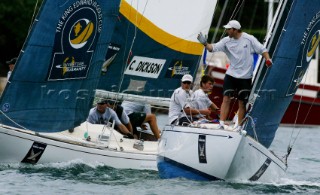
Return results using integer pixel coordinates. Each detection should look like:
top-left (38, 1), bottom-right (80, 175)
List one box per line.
top-left (157, 156), bottom-right (221, 181)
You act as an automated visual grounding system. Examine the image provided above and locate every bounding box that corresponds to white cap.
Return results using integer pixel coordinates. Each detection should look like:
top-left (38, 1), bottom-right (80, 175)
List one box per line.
top-left (181, 74), bottom-right (193, 82)
top-left (223, 20), bottom-right (241, 29)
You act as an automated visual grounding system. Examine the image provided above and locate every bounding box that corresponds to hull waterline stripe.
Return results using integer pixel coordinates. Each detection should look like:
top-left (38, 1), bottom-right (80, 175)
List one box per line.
top-left (162, 157), bottom-right (221, 181)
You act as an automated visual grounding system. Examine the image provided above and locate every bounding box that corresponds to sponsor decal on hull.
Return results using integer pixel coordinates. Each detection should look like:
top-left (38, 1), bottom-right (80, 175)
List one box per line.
top-left (249, 158), bottom-right (272, 181)
top-left (198, 135), bottom-right (207, 163)
top-left (22, 142), bottom-right (47, 164)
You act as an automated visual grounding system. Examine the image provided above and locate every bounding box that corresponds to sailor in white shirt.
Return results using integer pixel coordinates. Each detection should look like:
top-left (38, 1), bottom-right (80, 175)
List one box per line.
top-left (191, 75), bottom-right (219, 119)
top-left (197, 20), bottom-right (273, 130)
top-left (169, 74), bottom-right (215, 125)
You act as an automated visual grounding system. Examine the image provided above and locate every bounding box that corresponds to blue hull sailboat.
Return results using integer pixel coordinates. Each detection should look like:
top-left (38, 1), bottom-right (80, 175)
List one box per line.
top-left (158, 0), bottom-right (320, 181)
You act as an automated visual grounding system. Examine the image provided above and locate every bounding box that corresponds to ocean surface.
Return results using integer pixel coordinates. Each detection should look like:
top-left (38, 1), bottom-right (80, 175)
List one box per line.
top-left (0, 115), bottom-right (319, 195)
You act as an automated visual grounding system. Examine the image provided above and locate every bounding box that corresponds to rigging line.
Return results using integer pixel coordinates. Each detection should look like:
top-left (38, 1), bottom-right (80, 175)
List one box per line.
top-left (116, 0), bottom-right (149, 102)
top-left (290, 96), bottom-right (317, 148)
top-left (211, 0), bottom-right (229, 43)
top-left (207, 0), bottom-right (244, 64)
top-left (246, 115), bottom-right (258, 141)
top-left (216, 0), bottom-right (244, 41)
top-left (0, 110), bottom-right (28, 130)
top-left (116, 1), bottom-right (139, 98)
top-left (28, 0), bottom-right (40, 33)
top-left (245, 67), bottom-right (270, 129)
top-left (229, 0), bottom-right (244, 21)
top-left (288, 65), bottom-right (317, 148)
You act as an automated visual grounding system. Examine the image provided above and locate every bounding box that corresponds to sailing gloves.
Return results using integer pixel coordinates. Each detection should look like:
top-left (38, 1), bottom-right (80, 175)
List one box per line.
top-left (266, 59), bottom-right (273, 67)
top-left (197, 32), bottom-right (208, 46)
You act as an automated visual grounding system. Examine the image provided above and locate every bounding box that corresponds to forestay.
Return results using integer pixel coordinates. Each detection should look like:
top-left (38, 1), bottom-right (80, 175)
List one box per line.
top-left (246, 0), bottom-right (320, 147)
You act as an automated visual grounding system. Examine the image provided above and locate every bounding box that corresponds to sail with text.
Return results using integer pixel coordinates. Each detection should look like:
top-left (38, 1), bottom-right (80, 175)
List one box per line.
top-left (97, 0), bottom-right (217, 99)
top-left (245, 0), bottom-right (320, 147)
top-left (0, 0), bottom-right (121, 132)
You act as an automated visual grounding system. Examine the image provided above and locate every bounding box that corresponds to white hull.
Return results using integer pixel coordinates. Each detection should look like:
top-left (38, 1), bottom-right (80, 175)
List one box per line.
top-left (0, 123), bottom-right (158, 170)
top-left (157, 124), bottom-right (287, 181)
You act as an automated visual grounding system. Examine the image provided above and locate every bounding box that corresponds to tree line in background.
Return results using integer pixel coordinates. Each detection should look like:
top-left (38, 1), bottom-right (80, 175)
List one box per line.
top-left (0, 0), bottom-right (275, 77)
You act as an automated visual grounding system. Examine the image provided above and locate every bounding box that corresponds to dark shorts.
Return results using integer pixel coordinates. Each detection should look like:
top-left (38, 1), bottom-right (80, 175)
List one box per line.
top-left (128, 112), bottom-right (146, 133)
top-left (171, 116), bottom-right (199, 126)
top-left (223, 74), bottom-right (252, 101)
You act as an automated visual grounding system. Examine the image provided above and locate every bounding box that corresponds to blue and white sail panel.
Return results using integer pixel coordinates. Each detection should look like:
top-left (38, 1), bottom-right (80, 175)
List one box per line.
top-left (246, 0), bottom-right (320, 148)
top-left (97, 0), bottom-right (217, 98)
top-left (0, 0), bottom-right (121, 132)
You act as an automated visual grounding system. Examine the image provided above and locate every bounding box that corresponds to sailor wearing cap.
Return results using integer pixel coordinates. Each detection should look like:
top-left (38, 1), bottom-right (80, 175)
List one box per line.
top-left (197, 20), bottom-right (273, 131)
top-left (6, 57), bottom-right (17, 81)
top-left (168, 74), bottom-right (194, 125)
top-left (169, 74), bottom-right (213, 125)
top-left (87, 99), bottom-right (134, 138)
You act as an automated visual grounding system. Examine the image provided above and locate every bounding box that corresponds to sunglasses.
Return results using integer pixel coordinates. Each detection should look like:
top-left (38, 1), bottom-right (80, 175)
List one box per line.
top-left (97, 103), bottom-right (106, 105)
top-left (182, 81), bottom-right (191, 84)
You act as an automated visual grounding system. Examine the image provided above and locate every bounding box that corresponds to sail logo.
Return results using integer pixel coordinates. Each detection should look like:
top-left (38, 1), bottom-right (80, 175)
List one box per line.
top-left (101, 43), bottom-right (121, 74)
top-left (306, 30), bottom-right (320, 62)
top-left (54, 56), bottom-right (87, 76)
top-left (165, 60), bottom-right (193, 79)
top-left (287, 14), bottom-right (320, 96)
top-left (69, 19), bottom-right (94, 49)
top-left (124, 56), bottom-right (166, 78)
top-left (48, 2), bottom-right (102, 80)
top-left (1, 103), bottom-right (10, 112)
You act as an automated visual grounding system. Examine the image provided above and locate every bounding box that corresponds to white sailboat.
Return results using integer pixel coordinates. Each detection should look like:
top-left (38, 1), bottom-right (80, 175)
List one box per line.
top-left (0, 0), bottom-right (216, 170)
top-left (158, 0), bottom-right (320, 181)
top-left (0, 0), bottom-right (158, 170)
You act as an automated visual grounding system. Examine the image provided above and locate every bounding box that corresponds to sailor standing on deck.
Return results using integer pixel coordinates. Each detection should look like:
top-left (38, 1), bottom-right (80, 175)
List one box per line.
top-left (197, 20), bottom-right (273, 131)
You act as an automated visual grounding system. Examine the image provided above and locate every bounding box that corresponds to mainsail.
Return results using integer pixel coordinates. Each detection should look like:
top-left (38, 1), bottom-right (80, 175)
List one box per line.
top-left (97, 0), bottom-right (217, 99)
top-left (0, 0), bottom-right (121, 132)
top-left (246, 0), bottom-right (320, 147)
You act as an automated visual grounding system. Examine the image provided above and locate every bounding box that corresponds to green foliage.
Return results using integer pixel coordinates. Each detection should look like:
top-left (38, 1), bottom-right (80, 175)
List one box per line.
top-left (0, 0), bottom-right (274, 76)
top-left (209, 28), bottom-right (266, 43)
top-left (0, 0), bottom-right (43, 75)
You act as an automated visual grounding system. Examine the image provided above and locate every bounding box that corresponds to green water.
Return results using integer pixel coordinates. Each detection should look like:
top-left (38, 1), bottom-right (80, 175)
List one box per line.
top-left (0, 126), bottom-right (319, 194)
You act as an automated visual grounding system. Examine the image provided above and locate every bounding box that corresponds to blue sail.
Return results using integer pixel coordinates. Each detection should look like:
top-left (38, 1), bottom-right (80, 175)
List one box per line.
top-left (0, 0), bottom-right (121, 132)
top-left (97, 0), bottom-right (214, 98)
top-left (246, 0), bottom-right (320, 147)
